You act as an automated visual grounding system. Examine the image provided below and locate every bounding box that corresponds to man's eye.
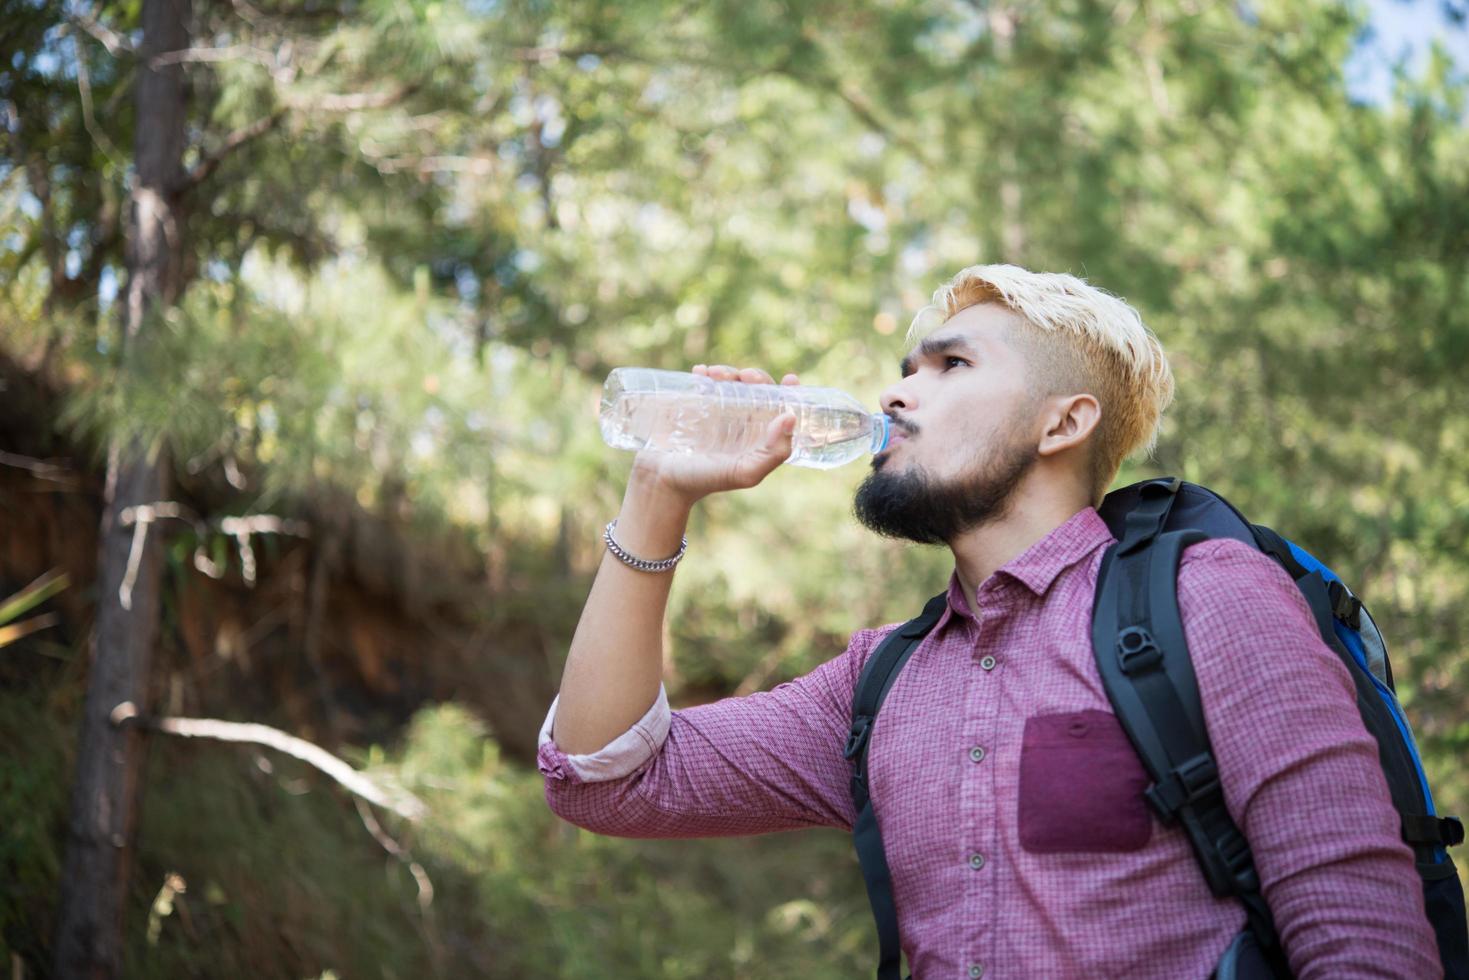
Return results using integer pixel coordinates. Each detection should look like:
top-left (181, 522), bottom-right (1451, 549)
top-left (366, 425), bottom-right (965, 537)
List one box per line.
top-left (944, 356), bottom-right (969, 369)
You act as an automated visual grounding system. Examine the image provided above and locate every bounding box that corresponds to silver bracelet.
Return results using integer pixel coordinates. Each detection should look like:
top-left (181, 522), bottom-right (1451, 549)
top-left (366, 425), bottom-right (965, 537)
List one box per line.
top-left (604, 519), bottom-right (688, 573)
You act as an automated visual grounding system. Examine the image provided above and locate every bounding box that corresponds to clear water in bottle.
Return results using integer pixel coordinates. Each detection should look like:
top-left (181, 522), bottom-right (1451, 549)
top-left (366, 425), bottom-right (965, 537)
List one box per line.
top-left (599, 368), bottom-right (890, 470)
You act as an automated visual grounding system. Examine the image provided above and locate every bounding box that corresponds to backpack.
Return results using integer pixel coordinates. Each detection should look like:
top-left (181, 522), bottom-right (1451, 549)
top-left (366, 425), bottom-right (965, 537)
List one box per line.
top-left (844, 477), bottom-right (1466, 980)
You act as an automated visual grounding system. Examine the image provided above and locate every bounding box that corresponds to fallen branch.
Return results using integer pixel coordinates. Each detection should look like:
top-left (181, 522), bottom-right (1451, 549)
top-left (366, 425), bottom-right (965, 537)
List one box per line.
top-left (111, 702), bottom-right (427, 822)
top-left (217, 514), bottom-right (310, 585)
top-left (0, 450), bottom-right (79, 484)
top-left (353, 798), bottom-right (444, 972)
top-left (117, 501), bottom-right (310, 604)
top-left (354, 797), bottom-right (435, 910)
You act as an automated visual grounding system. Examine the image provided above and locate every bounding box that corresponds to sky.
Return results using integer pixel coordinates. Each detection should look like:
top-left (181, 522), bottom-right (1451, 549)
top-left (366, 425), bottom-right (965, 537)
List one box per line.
top-left (1346, 0), bottom-right (1469, 103)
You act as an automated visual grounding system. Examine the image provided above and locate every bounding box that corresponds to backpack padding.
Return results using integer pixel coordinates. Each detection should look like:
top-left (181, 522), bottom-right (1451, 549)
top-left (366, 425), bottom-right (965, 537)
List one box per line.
top-left (845, 592), bottom-right (947, 980)
top-left (1098, 479), bottom-right (1259, 548)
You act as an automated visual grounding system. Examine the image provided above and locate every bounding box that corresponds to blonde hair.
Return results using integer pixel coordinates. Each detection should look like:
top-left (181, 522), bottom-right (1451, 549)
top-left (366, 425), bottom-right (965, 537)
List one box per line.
top-left (908, 264), bottom-right (1174, 506)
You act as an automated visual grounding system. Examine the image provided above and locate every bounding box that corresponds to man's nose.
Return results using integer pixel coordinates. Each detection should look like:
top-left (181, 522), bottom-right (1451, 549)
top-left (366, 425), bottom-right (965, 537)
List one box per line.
top-left (880, 379), bottom-right (914, 417)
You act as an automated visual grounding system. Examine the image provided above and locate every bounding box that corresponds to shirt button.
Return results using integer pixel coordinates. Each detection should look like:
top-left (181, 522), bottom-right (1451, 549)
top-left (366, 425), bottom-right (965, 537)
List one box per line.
top-left (969, 964), bottom-right (984, 978)
top-left (979, 655), bottom-right (997, 671)
top-left (968, 852), bottom-right (985, 870)
top-left (969, 746), bottom-right (986, 763)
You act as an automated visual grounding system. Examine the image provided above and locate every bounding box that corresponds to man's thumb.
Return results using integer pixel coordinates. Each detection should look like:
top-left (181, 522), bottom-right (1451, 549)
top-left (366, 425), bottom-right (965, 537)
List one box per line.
top-left (744, 411), bottom-right (797, 480)
top-left (770, 411), bottom-right (797, 452)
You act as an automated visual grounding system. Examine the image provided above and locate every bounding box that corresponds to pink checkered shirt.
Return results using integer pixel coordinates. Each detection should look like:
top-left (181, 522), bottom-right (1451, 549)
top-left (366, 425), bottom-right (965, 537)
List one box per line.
top-left (538, 507), bottom-right (1440, 979)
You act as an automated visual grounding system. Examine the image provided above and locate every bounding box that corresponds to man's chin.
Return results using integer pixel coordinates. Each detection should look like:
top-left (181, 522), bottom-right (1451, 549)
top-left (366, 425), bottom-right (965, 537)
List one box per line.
top-left (852, 440), bottom-right (1038, 544)
top-left (852, 466), bottom-right (948, 545)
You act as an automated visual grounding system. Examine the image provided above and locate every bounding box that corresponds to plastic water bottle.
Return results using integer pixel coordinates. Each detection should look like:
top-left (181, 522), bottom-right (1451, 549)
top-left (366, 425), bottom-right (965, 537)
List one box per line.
top-left (599, 367), bottom-right (891, 470)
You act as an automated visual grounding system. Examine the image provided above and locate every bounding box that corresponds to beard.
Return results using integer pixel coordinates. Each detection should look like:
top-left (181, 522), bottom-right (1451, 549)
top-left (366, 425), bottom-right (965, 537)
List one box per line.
top-left (853, 429), bottom-right (1039, 545)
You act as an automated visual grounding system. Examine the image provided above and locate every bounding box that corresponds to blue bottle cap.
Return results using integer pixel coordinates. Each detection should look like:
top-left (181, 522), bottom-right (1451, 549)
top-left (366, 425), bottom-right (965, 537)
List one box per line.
top-left (869, 413), bottom-right (891, 455)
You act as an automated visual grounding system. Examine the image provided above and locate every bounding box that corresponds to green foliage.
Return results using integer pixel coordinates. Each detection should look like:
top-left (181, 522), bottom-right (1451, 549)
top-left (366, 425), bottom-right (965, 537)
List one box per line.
top-left (0, 693), bottom-right (871, 978)
top-left (0, 570), bottom-right (68, 648)
top-left (0, 693), bottom-right (69, 971)
top-left (396, 704), bottom-right (873, 979)
top-left (3, 0), bottom-right (1468, 970)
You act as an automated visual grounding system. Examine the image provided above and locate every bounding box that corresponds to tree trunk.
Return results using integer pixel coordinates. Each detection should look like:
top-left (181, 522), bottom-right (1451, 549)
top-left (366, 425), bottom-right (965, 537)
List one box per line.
top-left (53, 0), bottom-right (190, 975)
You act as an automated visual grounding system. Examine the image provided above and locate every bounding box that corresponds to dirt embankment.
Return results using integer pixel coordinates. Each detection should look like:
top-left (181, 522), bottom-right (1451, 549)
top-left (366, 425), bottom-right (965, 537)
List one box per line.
top-left (0, 349), bottom-right (558, 762)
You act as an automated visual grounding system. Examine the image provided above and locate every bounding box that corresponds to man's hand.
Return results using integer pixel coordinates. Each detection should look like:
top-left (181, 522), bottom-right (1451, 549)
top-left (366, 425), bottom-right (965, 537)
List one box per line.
top-left (552, 363), bottom-right (800, 756)
top-left (629, 364), bottom-right (802, 506)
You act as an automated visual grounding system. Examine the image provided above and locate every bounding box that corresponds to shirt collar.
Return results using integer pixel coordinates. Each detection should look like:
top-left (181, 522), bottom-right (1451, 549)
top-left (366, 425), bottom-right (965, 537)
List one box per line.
top-left (945, 506), bottom-right (1116, 617)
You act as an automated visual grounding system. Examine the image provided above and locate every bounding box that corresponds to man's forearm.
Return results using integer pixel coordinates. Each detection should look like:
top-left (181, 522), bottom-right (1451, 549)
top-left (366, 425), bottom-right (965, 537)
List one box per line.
top-left (552, 471), bottom-right (692, 756)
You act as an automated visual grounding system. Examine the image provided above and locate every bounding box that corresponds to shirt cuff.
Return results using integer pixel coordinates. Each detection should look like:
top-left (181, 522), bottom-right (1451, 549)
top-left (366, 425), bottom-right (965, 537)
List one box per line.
top-left (536, 685), bottom-right (672, 783)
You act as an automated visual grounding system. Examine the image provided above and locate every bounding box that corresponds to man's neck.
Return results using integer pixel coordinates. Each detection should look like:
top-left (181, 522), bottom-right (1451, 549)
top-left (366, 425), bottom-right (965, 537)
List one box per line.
top-left (949, 473), bottom-right (1092, 621)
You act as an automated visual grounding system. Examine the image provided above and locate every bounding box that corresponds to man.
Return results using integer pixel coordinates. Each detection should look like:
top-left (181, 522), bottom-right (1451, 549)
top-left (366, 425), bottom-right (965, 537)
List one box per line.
top-left (538, 265), bottom-right (1439, 978)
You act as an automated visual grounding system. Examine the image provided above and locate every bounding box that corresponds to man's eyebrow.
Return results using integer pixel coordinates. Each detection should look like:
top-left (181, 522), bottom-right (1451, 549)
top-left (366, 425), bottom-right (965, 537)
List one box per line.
top-left (899, 335), bottom-right (982, 377)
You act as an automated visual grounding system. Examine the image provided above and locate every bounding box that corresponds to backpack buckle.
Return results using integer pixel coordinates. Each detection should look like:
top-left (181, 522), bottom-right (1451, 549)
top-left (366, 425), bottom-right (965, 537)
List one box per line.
top-left (1213, 825), bottom-right (1262, 896)
top-left (844, 716), bottom-right (873, 762)
top-left (1117, 626), bottom-right (1162, 674)
top-left (1145, 753), bottom-right (1221, 822)
top-left (1326, 580), bottom-right (1362, 630)
top-left (1217, 826), bottom-right (1254, 877)
top-left (1402, 813), bottom-right (1466, 848)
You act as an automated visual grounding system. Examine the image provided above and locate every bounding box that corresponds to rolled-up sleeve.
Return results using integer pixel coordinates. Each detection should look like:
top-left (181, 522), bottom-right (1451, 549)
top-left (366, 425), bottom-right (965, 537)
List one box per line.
top-left (537, 685), bottom-right (673, 783)
top-left (537, 626), bottom-right (896, 839)
top-left (1179, 539), bottom-right (1441, 979)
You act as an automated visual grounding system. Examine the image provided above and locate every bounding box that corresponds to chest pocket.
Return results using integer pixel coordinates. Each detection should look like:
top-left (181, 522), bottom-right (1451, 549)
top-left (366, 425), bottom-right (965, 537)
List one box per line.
top-left (1018, 709), bottom-right (1153, 853)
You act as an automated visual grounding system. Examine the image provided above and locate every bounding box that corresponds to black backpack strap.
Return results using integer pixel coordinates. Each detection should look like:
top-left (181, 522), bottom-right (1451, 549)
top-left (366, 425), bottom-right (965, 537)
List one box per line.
top-left (1093, 498), bottom-right (1291, 977)
top-left (846, 592), bottom-right (948, 980)
top-left (1115, 476), bottom-right (1183, 556)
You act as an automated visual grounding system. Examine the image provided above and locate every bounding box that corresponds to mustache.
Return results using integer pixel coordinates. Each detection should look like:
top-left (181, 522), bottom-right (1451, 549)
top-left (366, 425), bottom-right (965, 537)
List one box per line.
top-left (887, 414), bottom-right (919, 437)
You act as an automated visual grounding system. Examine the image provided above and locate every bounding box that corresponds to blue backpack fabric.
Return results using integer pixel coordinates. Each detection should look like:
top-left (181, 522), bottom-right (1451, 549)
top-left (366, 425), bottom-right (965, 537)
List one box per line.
top-left (845, 477), bottom-right (1465, 980)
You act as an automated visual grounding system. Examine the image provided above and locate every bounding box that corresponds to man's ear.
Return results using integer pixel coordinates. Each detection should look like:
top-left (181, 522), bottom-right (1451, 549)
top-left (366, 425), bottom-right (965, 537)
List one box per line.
top-left (1037, 393), bottom-right (1101, 458)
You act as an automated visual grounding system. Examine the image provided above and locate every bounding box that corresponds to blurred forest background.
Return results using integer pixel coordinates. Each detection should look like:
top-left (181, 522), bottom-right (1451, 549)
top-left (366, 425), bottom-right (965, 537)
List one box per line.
top-left (1, 0), bottom-right (1466, 976)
